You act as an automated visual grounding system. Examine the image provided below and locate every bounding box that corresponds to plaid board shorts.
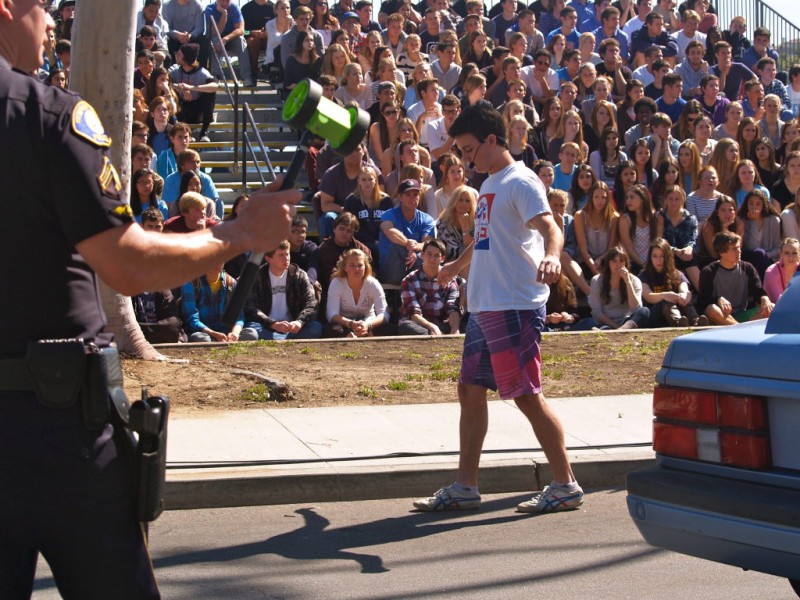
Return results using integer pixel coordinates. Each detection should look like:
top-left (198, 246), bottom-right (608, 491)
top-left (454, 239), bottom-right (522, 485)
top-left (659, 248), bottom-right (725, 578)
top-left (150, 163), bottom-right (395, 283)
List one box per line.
top-left (459, 307), bottom-right (546, 399)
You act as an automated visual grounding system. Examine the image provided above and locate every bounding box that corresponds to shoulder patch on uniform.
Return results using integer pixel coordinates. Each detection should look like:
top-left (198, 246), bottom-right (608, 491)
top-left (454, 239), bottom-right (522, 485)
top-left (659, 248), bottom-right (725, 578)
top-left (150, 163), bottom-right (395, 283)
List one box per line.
top-left (97, 156), bottom-right (124, 201)
top-left (71, 100), bottom-right (112, 147)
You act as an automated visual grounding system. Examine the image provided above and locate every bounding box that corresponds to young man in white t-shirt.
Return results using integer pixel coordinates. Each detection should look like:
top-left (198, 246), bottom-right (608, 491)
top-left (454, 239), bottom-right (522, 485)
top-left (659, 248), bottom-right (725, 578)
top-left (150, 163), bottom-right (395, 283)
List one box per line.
top-left (413, 101), bottom-right (584, 514)
top-left (244, 241), bottom-right (323, 340)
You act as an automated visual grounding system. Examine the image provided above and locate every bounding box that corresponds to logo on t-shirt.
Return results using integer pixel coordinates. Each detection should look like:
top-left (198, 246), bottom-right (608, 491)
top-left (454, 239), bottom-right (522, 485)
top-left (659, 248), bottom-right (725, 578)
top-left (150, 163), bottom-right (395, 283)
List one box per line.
top-left (474, 193), bottom-right (494, 251)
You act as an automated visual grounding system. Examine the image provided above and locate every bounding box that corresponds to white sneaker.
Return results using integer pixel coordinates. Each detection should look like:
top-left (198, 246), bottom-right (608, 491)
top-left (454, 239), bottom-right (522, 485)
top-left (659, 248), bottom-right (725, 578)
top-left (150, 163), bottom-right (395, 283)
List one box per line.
top-left (516, 482), bottom-right (584, 513)
top-left (413, 484), bottom-right (481, 511)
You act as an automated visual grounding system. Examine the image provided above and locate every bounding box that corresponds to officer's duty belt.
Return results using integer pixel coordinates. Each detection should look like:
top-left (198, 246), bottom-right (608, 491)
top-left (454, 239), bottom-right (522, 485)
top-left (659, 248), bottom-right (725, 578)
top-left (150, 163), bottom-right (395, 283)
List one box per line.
top-left (0, 359), bottom-right (33, 390)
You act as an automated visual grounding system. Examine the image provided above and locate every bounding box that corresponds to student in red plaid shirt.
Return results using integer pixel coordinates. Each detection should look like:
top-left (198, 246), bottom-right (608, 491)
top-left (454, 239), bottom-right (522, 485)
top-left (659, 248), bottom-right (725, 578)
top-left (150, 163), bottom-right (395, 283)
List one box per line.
top-left (398, 239), bottom-right (463, 335)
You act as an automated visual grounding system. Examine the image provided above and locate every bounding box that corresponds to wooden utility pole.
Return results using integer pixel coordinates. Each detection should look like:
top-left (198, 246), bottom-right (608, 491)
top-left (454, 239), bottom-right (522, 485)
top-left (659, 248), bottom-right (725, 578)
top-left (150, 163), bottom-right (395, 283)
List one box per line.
top-left (70, 0), bottom-right (166, 360)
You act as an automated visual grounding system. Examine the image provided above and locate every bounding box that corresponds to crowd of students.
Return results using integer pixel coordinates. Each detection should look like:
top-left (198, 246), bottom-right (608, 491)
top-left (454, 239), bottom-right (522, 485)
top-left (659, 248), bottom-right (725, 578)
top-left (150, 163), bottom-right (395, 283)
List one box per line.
top-left (38, 0), bottom-right (800, 341)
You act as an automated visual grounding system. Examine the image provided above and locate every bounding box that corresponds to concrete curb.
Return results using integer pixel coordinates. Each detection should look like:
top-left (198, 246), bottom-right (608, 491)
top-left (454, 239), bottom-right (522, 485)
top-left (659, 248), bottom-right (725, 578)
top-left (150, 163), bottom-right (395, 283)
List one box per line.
top-left (164, 451), bottom-right (655, 509)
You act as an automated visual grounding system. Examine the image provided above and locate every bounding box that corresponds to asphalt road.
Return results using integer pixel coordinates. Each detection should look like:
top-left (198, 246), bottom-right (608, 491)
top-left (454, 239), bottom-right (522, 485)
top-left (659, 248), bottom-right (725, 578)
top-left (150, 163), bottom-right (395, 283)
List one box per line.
top-left (34, 489), bottom-right (796, 599)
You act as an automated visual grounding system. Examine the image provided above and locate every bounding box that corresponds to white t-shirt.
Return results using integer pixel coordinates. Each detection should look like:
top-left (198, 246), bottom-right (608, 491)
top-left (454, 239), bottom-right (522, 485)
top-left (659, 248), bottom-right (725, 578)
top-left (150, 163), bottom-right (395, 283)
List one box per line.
top-left (622, 16), bottom-right (645, 38)
top-left (269, 270), bottom-right (290, 322)
top-left (421, 116), bottom-right (449, 151)
top-left (520, 66), bottom-right (560, 99)
top-left (468, 161), bottom-right (551, 312)
top-left (672, 29), bottom-right (706, 62)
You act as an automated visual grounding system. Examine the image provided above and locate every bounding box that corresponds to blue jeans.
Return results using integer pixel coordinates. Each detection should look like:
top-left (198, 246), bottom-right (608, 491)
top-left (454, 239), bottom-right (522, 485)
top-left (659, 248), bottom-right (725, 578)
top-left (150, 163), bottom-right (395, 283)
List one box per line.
top-left (380, 244), bottom-right (421, 286)
top-left (246, 320), bottom-right (323, 340)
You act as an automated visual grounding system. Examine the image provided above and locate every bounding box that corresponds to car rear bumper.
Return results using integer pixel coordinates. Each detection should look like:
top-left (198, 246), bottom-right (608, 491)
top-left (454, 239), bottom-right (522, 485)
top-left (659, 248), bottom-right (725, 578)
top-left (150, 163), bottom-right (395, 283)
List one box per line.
top-left (626, 466), bottom-right (800, 580)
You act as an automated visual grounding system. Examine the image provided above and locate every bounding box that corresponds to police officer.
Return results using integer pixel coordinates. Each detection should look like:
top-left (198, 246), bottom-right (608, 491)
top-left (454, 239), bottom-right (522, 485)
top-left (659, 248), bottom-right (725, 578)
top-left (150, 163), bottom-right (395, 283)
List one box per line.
top-left (0, 2), bottom-right (298, 597)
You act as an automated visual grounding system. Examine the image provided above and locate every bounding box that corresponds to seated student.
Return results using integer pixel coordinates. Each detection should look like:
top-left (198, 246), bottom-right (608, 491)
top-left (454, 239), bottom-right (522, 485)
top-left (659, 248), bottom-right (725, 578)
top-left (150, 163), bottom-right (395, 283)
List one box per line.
top-left (738, 189), bottom-right (782, 280)
top-left (288, 215), bottom-right (319, 285)
top-left (136, 24), bottom-right (169, 68)
top-left (552, 141), bottom-right (581, 192)
top-left (436, 184), bottom-right (476, 274)
top-left (378, 178), bottom-right (436, 285)
top-left (130, 168), bottom-right (169, 222)
top-left (316, 212), bottom-right (374, 293)
top-left (244, 241), bottom-right (323, 340)
top-left (204, 0), bottom-right (256, 87)
top-left (549, 188), bottom-right (591, 296)
top-left (343, 165), bottom-right (393, 263)
top-left (163, 191), bottom-right (219, 233)
top-left (181, 262), bottom-right (259, 343)
top-left (645, 111), bottom-right (680, 167)
top-left (317, 143), bottom-right (379, 239)
top-left (162, 149), bottom-right (222, 217)
top-left (763, 237), bottom-right (800, 303)
top-left (575, 181), bottom-right (620, 277)
top-left (133, 208), bottom-right (187, 344)
top-left (325, 248), bottom-right (390, 337)
top-left (710, 40), bottom-right (755, 102)
top-left (168, 43), bottom-right (218, 143)
top-left (155, 122), bottom-right (192, 179)
top-left (384, 139), bottom-right (436, 197)
top-left (588, 245), bottom-right (651, 329)
top-left (133, 48), bottom-right (157, 90)
top-left (397, 239), bottom-right (461, 335)
top-left (655, 72), bottom-right (687, 123)
top-left (698, 231), bottom-right (774, 325)
top-left (618, 182), bottom-right (662, 273)
top-left (547, 110), bottom-right (588, 164)
top-left (640, 238), bottom-right (702, 327)
top-left (624, 96), bottom-right (658, 148)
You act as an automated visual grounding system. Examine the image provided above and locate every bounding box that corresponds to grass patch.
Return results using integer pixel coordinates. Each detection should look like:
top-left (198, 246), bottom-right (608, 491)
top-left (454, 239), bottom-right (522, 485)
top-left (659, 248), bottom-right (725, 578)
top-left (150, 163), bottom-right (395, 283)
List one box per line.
top-left (404, 351), bottom-right (423, 360)
top-left (240, 384), bottom-right (272, 403)
top-left (406, 373), bottom-right (426, 381)
top-left (387, 380), bottom-right (409, 391)
top-left (357, 386), bottom-right (378, 398)
top-left (430, 361), bottom-right (444, 371)
top-left (340, 351), bottom-right (359, 359)
top-left (429, 368), bottom-right (460, 382)
top-left (298, 347), bottom-right (314, 355)
top-left (542, 367), bottom-right (565, 380)
top-left (439, 352), bottom-right (460, 361)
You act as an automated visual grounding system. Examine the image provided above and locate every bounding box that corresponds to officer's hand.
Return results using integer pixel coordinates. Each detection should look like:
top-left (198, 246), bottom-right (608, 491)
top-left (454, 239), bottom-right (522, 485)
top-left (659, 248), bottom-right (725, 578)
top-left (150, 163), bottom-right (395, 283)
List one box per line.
top-left (234, 176), bottom-right (301, 252)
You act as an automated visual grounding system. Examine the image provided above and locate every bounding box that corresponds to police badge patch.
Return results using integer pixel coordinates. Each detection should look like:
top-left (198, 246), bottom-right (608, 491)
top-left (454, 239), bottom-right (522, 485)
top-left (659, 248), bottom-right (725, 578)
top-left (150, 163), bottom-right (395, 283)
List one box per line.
top-left (71, 100), bottom-right (112, 147)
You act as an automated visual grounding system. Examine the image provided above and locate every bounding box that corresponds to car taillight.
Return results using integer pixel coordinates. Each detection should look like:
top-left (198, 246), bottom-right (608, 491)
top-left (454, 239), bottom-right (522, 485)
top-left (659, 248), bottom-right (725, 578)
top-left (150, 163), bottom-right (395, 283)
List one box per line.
top-left (652, 385), bottom-right (770, 469)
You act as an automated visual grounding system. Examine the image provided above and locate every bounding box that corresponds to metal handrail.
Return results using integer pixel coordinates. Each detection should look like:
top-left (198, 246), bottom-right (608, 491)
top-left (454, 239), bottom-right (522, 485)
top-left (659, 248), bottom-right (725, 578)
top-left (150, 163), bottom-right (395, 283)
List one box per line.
top-left (241, 101), bottom-right (276, 191)
top-left (206, 14), bottom-right (240, 171)
top-left (716, 1), bottom-right (800, 71)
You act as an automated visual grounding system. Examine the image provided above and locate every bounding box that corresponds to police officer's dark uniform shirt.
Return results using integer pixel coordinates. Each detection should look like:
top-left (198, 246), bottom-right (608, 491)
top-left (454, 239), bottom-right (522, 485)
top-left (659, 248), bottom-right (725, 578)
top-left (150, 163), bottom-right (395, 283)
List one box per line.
top-left (0, 55), bottom-right (132, 357)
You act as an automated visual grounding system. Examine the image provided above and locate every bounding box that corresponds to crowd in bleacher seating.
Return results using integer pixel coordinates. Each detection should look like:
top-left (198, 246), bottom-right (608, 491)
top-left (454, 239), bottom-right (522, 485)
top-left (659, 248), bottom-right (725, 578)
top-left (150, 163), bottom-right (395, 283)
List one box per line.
top-left (39, 0), bottom-right (800, 341)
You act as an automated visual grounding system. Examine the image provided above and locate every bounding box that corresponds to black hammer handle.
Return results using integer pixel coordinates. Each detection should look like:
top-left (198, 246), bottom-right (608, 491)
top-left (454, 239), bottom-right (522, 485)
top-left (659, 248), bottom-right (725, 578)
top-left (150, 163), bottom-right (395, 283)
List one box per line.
top-left (222, 131), bottom-right (316, 328)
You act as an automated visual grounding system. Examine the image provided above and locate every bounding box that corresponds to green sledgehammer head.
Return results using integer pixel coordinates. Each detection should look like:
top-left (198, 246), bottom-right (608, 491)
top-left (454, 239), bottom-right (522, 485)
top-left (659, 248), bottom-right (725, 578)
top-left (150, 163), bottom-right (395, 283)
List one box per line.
top-left (282, 79), bottom-right (371, 155)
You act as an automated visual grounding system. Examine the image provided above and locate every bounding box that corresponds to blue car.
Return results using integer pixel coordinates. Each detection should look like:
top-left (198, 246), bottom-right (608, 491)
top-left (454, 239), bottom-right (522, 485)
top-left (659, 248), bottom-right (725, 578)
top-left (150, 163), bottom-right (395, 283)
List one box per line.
top-left (626, 279), bottom-right (800, 597)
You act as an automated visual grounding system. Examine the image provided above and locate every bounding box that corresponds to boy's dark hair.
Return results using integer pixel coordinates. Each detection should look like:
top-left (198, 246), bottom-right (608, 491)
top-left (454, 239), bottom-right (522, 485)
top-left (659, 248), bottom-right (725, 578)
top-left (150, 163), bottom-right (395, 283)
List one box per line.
top-left (448, 101), bottom-right (507, 146)
top-left (652, 58), bottom-right (670, 73)
top-left (532, 159), bottom-right (554, 174)
top-left (422, 238), bottom-right (446, 256)
top-left (55, 39), bottom-right (71, 55)
top-left (756, 56), bottom-right (776, 71)
top-left (141, 207), bottom-right (164, 224)
top-left (354, 0), bottom-right (371, 10)
top-left (334, 211), bottom-right (360, 231)
top-left (292, 215), bottom-right (309, 229)
top-left (713, 231), bottom-right (741, 256)
top-left (662, 72), bottom-right (683, 88)
top-left (138, 25), bottom-right (157, 38)
top-left (649, 112), bottom-right (672, 128)
top-left (131, 142), bottom-right (153, 158)
top-left (699, 73), bottom-right (719, 88)
top-left (441, 93), bottom-right (460, 108)
top-left (491, 46), bottom-right (510, 60)
top-left (136, 49), bottom-right (155, 62)
top-left (753, 26), bottom-right (771, 40)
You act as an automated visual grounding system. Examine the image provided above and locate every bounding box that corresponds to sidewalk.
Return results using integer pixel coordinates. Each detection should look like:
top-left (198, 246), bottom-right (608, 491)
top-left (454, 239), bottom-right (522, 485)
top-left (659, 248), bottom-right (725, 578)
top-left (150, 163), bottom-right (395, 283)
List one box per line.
top-left (165, 394), bottom-right (655, 509)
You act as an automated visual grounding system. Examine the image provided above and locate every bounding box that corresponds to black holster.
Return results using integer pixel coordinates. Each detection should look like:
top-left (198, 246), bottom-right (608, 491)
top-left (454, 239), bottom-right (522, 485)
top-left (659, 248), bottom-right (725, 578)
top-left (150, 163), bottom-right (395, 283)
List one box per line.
top-left (25, 338), bottom-right (170, 523)
top-left (128, 394), bottom-right (170, 523)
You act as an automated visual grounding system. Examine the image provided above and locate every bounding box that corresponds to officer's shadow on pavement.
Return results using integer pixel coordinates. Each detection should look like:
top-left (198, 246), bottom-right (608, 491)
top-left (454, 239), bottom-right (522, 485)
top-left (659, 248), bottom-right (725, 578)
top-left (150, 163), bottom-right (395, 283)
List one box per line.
top-left (154, 495), bottom-right (530, 574)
